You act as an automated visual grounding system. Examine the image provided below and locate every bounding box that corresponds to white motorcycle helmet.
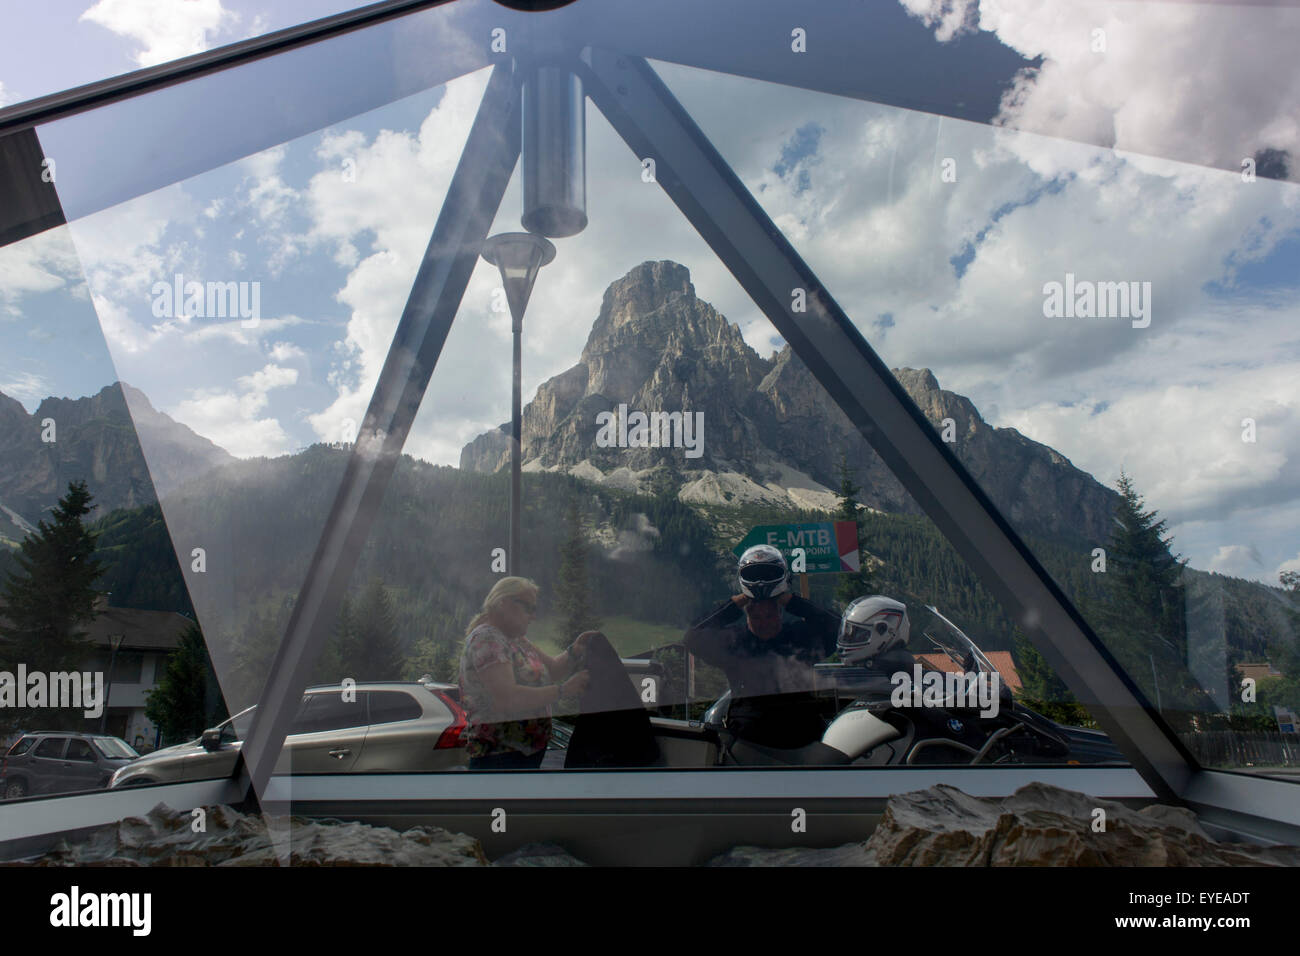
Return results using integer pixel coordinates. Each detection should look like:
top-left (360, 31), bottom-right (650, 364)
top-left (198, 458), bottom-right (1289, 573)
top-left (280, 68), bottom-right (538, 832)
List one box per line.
top-left (737, 544), bottom-right (791, 601)
top-left (838, 595), bottom-right (910, 664)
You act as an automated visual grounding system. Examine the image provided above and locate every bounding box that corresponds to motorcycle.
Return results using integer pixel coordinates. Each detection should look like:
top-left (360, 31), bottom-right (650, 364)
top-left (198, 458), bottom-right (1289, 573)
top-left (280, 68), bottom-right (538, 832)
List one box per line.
top-left (607, 606), bottom-right (1126, 769)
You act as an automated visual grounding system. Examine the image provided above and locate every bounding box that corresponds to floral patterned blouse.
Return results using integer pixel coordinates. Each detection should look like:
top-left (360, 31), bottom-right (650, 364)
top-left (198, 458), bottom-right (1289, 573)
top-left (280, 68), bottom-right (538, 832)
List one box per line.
top-left (459, 623), bottom-right (553, 757)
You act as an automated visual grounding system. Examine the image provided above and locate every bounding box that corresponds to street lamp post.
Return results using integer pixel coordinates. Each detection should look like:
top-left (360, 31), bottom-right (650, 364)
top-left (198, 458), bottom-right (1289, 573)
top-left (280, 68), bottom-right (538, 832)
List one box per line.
top-left (480, 232), bottom-right (555, 575)
top-left (99, 634), bottom-right (124, 734)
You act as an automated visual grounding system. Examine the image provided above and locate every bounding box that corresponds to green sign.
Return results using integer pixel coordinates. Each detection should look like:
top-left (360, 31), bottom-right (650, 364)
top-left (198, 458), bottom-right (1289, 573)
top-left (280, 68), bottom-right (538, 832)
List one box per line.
top-left (733, 521), bottom-right (860, 574)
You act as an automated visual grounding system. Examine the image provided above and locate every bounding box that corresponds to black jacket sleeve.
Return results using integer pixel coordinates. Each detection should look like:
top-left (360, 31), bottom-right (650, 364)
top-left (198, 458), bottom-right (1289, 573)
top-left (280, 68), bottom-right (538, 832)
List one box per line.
top-left (784, 595), bottom-right (841, 658)
top-left (683, 599), bottom-right (742, 668)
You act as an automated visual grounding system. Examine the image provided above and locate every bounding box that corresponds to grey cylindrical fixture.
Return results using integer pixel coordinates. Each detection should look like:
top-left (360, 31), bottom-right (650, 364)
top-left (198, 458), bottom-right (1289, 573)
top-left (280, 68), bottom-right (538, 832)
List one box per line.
top-left (521, 66), bottom-right (587, 238)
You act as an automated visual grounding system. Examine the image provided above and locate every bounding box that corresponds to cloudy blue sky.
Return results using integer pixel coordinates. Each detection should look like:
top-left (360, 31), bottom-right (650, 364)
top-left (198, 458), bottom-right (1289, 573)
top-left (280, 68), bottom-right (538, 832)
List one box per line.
top-left (1, 0), bottom-right (1299, 586)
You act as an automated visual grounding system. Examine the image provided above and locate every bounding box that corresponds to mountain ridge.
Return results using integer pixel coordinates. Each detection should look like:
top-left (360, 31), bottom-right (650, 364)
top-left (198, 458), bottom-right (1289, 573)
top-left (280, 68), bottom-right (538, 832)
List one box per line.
top-left (0, 381), bottom-right (234, 526)
top-left (462, 260), bottom-right (1121, 546)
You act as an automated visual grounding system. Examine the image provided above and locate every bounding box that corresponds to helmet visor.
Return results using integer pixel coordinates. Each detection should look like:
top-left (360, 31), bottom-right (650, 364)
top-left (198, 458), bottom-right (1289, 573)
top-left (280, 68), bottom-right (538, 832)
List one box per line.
top-left (740, 563), bottom-right (786, 585)
top-left (838, 615), bottom-right (899, 651)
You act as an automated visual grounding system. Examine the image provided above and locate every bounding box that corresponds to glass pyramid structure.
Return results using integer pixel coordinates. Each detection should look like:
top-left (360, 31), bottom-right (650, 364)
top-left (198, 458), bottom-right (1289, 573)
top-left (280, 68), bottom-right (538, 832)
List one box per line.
top-left (0, 0), bottom-right (1297, 861)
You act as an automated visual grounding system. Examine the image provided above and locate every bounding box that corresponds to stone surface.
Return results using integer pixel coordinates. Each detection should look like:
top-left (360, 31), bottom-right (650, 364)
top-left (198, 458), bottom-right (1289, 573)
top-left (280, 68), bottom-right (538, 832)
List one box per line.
top-left (17, 803), bottom-right (488, 867)
top-left (10, 785), bottom-right (1299, 867)
top-left (491, 843), bottom-right (589, 866)
top-left (708, 782), bottom-right (1300, 866)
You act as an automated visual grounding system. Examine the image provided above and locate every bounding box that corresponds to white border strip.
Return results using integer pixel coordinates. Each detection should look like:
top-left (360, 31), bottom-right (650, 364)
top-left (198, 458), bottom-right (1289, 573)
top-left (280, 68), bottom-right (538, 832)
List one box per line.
top-left (265, 767), bottom-right (1155, 803)
top-left (1183, 769), bottom-right (1300, 833)
top-left (0, 778), bottom-right (244, 844)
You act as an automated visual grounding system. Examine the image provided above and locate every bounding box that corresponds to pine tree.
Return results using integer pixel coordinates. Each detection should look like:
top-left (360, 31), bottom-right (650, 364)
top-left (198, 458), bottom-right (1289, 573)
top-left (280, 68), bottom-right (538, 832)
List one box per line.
top-left (404, 632), bottom-right (463, 684)
top-left (1090, 470), bottom-right (1204, 726)
top-left (555, 500), bottom-right (600, 646)
top-left (228, 606), bottom-right (284, 710)
top-left (1012, 630), bottom-right (1094, 727)
top-left (832, 455), bottom-right (872, 609)
top-left (0, 480), bottom-right (105, 675)
top-left (144, 621), bottom-right (228, 744)
top-left (1106, 471), bottom-right (1188, 649)
top-left (339, 578), bottom-right (403, 681)
top-left (314, 594), bottom-right (352, 685)
top-left (644, 468), bottom-right (678, 502)
top-left (430, 635), bottom-right (462, 684)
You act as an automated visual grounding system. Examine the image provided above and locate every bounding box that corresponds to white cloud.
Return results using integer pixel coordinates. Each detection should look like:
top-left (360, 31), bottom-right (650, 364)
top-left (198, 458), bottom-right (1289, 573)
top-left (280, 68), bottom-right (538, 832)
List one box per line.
top-left (1278, 552), bottom-right (1300, 580)
top-left (999, 361), bottom-right (1300, 526)
top-left (304, 71), bottom-right (494, 449)
top-left (168, 362), bottom-right (298, 458)
top-left (664, 59), bottom-right (1299, 383)
top-left (80, 0), bottom-right (237, 68)
top-left (0, 370), bottom-right (50, 405)
top-left (268, 340), bottom-right (305, 363)
top-left (56, 183), bottom-right (311, 360)
top-left (1208, 544), bottom-right (1266, 580)
top-left (0, 80), bottom-right (16, 107)
top-left (0, 228), bottom-right (83, 317)
top-left (289, 53), bottom-right (1300, 532)
top-left (637, 60), bottom-right (1300, 578)
top-left (235, 146), bottom-right (306, 275)
top-left (901, 0), bottom-right (1300, 180)
top-left (899, 0), bottom-right (978, 43)
top-left (298, 63), bottom-right (766, 466)
top-left (62, 184), bottom-right (200, 348)
top-left (236, 362), bottom-right (297, 394)
top-left (186, 314), bottom-right (306, 346)
top-left (241, 148), bottom-right (295, 221)
top-left (9, 20), bottom-right (1293, 581)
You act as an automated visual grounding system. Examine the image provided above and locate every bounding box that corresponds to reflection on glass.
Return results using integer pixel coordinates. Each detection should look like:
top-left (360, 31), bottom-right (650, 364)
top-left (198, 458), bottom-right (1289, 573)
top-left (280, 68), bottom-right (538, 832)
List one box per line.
top-left (1, 0), bottom-right (1297, 862)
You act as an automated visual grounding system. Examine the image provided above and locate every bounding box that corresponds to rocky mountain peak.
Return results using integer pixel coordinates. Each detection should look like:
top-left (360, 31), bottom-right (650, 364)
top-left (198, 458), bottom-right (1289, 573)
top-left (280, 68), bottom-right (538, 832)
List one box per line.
top-left (459, 261), bottom-right (774, 476)
top-left (592, 260), bottom-right (695, 335)
top-left (0, 390), bottom-right (29, 427)
top-left (0, 381), bottom-right (234, 528)
top-left (579, 260), bottom-right (763, 403)
top-left (893, 367), bottom-right (941, 395)
top-left (462, 261), bottom-right (1120, 544)
top-left (892, 367), bottom-right (983, 434)
top-left (34, 381), bottom-right (130, 427)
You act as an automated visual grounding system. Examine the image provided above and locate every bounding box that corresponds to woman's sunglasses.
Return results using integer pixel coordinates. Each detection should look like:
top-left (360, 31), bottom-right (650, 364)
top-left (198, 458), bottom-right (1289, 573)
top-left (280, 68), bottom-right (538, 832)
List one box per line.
top-left (510, 596), bottom-right (538, 614)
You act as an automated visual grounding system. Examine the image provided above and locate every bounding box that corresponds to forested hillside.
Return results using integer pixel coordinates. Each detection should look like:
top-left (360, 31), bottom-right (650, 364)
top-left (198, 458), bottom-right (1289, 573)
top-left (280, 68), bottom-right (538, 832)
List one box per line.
top-left (77, 443), bottom-right (1297, 719)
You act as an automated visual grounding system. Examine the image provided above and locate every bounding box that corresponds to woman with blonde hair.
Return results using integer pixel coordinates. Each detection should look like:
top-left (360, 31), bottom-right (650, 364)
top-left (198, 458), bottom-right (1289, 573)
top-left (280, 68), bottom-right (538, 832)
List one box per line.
top-left (458, 577), bottom-right (592, 770)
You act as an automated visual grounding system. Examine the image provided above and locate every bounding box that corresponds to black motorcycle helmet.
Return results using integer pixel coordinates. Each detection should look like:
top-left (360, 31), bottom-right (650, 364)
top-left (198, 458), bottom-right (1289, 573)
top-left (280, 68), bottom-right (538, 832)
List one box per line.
top-left (737, 544), bottom-right (791, 600)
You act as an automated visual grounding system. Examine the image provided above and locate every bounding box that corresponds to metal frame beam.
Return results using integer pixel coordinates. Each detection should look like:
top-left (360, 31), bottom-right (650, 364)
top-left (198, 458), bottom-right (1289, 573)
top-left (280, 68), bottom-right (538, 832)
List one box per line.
top-left (237, 62), bottom-right (522, 799)
top-left (0, 0), bottom-right (457, 135)
top-left (580, 49), bottom-right (1194, 803)
top-left (0, 0), bottom-right (481, 248)
top-left (8, 0), bottom-right (1286, 251)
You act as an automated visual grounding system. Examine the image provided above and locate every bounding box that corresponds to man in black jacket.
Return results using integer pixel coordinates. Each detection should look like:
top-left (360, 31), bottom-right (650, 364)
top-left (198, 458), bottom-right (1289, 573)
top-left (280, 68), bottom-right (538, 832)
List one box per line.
top-left (684, 545), bottom-right (839, 749)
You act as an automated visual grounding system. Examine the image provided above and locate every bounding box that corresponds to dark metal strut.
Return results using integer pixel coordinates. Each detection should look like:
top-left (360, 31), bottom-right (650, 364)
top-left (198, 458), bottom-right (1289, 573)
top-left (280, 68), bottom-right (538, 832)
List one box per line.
top-left (237, 62), bottom-right (522, 800)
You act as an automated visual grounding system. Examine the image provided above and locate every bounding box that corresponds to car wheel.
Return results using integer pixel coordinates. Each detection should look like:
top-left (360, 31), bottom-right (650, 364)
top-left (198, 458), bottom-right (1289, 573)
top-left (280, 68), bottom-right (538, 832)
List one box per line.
top-left (4, 778), bottom-right (27, 799)
top-left (122, 777), bottom-right (156, 787)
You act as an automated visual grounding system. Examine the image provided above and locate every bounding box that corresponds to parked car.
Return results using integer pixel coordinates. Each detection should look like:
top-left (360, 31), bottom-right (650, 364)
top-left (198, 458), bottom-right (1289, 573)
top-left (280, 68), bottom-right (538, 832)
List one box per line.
top-left (110, 681), bottom-right (468, 787)
top-left (2, 732), bottom-right (139, 799)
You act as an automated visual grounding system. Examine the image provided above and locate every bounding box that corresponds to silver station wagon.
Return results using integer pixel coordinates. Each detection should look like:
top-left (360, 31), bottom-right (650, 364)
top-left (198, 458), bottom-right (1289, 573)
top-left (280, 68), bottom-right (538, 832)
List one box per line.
top-left (2, 733), bottom-right (139, 799)
top-left (109, 681), bottom-right (468, 787)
